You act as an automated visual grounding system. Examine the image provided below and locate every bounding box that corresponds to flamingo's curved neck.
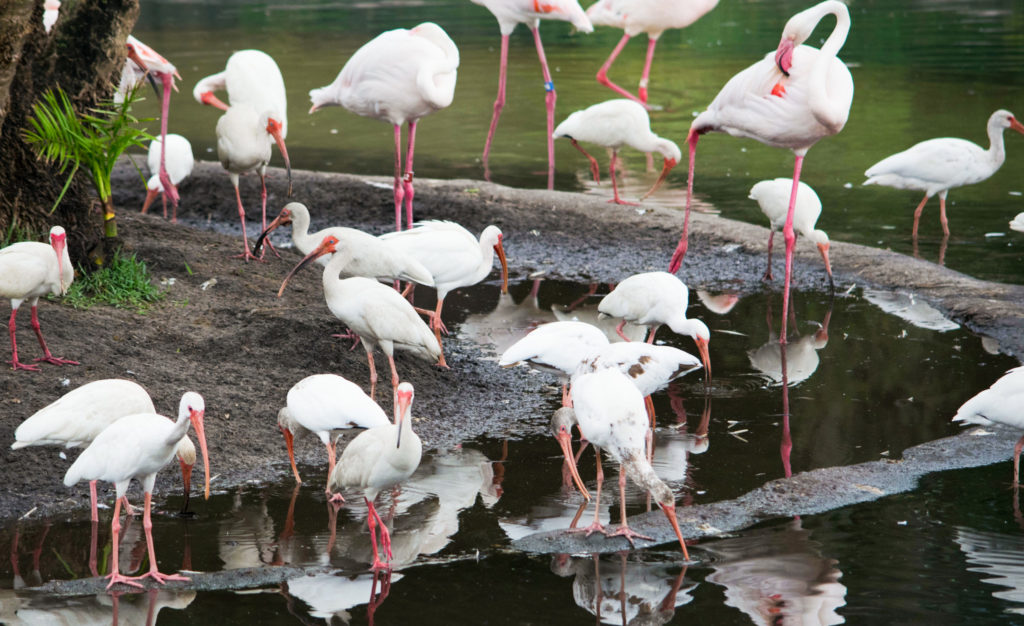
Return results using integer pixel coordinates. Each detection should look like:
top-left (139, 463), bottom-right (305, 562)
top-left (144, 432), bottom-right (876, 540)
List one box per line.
top-left (808, 2), bottom-right (850, 131)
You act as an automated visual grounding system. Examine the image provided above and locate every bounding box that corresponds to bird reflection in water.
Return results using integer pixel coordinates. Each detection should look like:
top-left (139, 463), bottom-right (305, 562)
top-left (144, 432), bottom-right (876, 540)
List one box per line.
top-left (4, 587), bottom-right (194, 626)
top-left (458, 277), bottom-right (556, 359)
top-left (704, 520), bottom-right (846, 625)
top-left (282, 568), bottom-right (400, 626)
top-left (955, 523), bottom-right (1024, 615)
top-left (551, 552), bottom-right (695, 625)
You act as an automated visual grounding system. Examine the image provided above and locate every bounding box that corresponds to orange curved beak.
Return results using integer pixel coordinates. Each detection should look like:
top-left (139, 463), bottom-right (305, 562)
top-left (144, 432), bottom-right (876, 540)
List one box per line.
top-left (266, 118), bottom-right (292, 196)
top-left (188, 408), bottom-right (211, 500)
top-left (658, 502), bottom-right (690, 561)
top-left (695, 336), bottom-right (711, 381)
top-left (254, 209), bottom-right (291, 258)
top-left (555, 431), bottom-right (590, 500)
top-left (641, 157), bottom-right (677, 200)
top-left (277, 237), bottom-right (336, 297)
top-left (199, 91), bottom-right (229, 111)
top-left (494, 235), bottom-right (509, 294)
top-left (817, 241), bottom-right (833, 290)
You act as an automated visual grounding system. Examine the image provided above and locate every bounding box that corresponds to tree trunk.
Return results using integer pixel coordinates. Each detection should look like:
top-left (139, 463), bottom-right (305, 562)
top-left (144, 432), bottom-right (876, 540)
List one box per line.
top-left (0, 0), bottom-right (139, 264)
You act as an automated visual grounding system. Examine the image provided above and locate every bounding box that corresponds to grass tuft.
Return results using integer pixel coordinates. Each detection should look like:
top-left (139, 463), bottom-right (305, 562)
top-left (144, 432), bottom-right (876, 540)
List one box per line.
top-left (63, 251), bottom-right (164, 313)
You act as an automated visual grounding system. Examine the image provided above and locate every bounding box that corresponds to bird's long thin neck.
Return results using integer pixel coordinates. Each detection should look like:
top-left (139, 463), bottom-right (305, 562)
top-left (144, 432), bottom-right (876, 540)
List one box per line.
top-left (986, 121), bottom-right (1009, 169)
top-left (808, 1), bottom-right (850, 131)
top-left (322, 245), bottom-right (356, 293)
top-left (290, 211), bottom-right (312, 249)
top-left (473, 236), bottom-right (497, 285)
top-left (622, 450), bottom-right (670, 503)
top-left (165, 411), bottom-right (192, 448)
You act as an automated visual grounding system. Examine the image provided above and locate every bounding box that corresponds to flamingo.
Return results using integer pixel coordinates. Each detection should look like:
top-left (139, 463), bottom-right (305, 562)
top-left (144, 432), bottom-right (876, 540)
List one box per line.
top-left (42, 0), bottom-right (59, 33)
top-left (328, 382), bottom-right (422, 571)
top-left (587, 0), bottom-right (719, 106)
top-left (0, 225), bottom-right (76, 371)
top-left (276, 373), bottom-right (391, 500)
top-left (863, 109), bottom-right (1024, 240)
top-left (252, 202), bottom-right (434, 286)
top-left (309, 23), bottom-right (458, 232)
top-left (748, 178), bottom-right (832, 287)
top-left (1011, 213), bottom-right (1024, 233)
top-left (121, 36), bottom-right (181, 208)
top-left (379, 221), bottom-right (509, 359)
top-left (557, 369), bottom-right (690, 557)
top-left (193, 49), bottom-right (291, 194)
top-left (553, 99), bottom-right (680, 204)
top-left (953, 367), bottom-right (1024, 486)
top-left (472, 0), bottom-right (593, 186)
top-left (63, 392), bottom-right (210, 589)
top-left (216, 103), bottom-right (289, 261)
top-left (597, 271), bottom-right (711, 376)
top-left (11, 378), bottom-right (201, 521)
top-left (670, 0), bottom-right (852, 346)
top-left (141, 133), bottom-right (194, 222)
top-left (277, 235), bottom-right (444, 397)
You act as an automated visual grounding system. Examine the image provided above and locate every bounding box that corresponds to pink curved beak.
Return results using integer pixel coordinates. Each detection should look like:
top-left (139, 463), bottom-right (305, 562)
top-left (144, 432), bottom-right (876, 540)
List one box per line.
top-left (199, 91), bottom-right (229, 111)
top-left (494, 235), bottom-right (509, 294)
top-left (641, 157), bottom-right (677, 200)
top-left (50, 232), bottom-right (67, 294)
top-left (775, 38), bottom-right (795, 76)
top-left (817, 241), bottom-right (833, 289)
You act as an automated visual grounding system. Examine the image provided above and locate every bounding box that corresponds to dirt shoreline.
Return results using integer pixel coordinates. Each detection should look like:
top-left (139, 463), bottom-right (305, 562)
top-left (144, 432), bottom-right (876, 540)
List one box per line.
top-left (1, 159), bottom-right (1021, 527)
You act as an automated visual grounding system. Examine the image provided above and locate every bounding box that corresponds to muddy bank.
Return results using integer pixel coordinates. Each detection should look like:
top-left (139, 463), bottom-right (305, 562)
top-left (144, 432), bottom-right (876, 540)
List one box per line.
top-left (0, 159), bottom-right (1021, 532)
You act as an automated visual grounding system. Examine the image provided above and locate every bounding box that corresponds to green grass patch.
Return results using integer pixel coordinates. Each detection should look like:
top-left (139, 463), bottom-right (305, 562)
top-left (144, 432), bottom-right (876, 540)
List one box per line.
top-left (63, 251), bottom-right (164, 313)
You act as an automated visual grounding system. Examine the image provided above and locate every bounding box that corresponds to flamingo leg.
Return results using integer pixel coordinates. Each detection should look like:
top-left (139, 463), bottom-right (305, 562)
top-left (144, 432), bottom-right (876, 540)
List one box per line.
top-left (779, 155), bottom-right (804, 345)
top-left (106, 497), bottom-right (142, 590)
top-left (596, 33), bottom-right (648, 107)
top-left (911, 192), bottom-right (930, 240)
top-left (136, 492), bottom-right (190, 585)
top-left (403, 120), bottom-right (417, 230)
top-left (232, 179), bottom-right (259, 262)
top-left (482, 33), bottom-right (510, 181)
top-left (29, 303), bottom-right (77, 366)
top-left (1014, 434), bottom-right (1024, 487)
top-left (280, 426), bottom-right (302, 484)
top-left (763, 230), bottom-right (775, 281)
top-left (606, 465), bottom-right (653, 546)
top-left (156, 72), bottom-right (178, 208)
top-left (569, 139), bottom-right (602, 183)
top-left (161, 192), bottom-right (168, 220)
top-left (370, 501), bottom-right (393, 561)
top-left (637, 36), bottom-right (658, 104)
top-left (140, 188), bottom-right (159, 215)
top-left (89, 480), bottom-right (99, 523)
top-left (669, 130), bottom-right (700, 273)
top-left (608, 149), bottom-right (639, 205)
top-left (530, 26), bottom-right (556, 190)
top-left (392, 124), bottom-right (405, 231)
top-left (938, 191), bottom-right (950, 237)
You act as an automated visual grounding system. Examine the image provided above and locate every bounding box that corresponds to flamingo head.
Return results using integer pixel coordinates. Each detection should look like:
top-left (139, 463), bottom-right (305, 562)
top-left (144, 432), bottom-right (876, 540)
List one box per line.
top-left (549, 408), bottom-right (590, 500)
top-left (774, 37), bottom-right (795, 76)
top-left (265, 117), bottom-right (292, 196)
top-left (48, 226), bottom-right (68, 293)
top-left (277, 234), bottom-right (339, 297)
top-left (179, 391), bottom-right (210, 500)
top-left (252, 204), bottom-right (294, 257)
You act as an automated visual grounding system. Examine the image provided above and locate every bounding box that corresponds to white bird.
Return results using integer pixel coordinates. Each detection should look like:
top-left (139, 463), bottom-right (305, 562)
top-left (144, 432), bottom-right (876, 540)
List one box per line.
top-left (141, 133), bottom-right (194, 221)
top-left (12, 378), bottom-right (200, 520)
top-left (1011, 213), bottom-right (1024, 233)
top-left (671, 0), bottom-right (852, 346)
top-left (380, 221), bottom-right (510, 359)
top-left (558, 370), bottom-right (690, 557)
top-left (252, 202), bottom-right (434, 287)
top-left (597, 271), bottom-right (711, 376)
top-left (216, 102), bottom-right (289, 261)
top-left (0, 225), bottom-right (76, 371)
top-left (194, 49), bottom-right (291, 193)
top-left (864, 109), bottom-right (1024, 240)
top-left (63, 392), bottom-right (210, 589)
top-left (472, 0), bottom-right (593, 186)
top-left (587, 0), bottom-right (719, 105)
top-left (749, 178), bottom-right (832, 287)
top-left (553, 99), bottom-right (681, 204)
top-left (329, 382), bottom-right (422, 570)
top-left (310, 22), bottom-right (459, 232)
top-left (120, 36), bottom-right (181, 208)
top-left (953, 366), bottom-right (1024, 485)
top-left (277, 234), bottom-right (444, 397)
top-left (42, 0), bottom-right (59, 33)
top-left (276, 373), bottom-right (390, 499)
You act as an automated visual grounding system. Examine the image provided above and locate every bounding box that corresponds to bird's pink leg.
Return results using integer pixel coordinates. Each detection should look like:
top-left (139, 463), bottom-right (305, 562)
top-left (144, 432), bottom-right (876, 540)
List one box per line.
top-left (370, 501), bottom-right (393, 561)
top-left (135, 492), bottom-right (190, 585)
top-left (429, 297), bottom-right (447, 362)
top-left (615, 320), bottom-right (632, 342)
top-left (365, 498), bottom-right (389, 571)
top-left (29, 304), bottom-right (77, 366)
top-left (402, 120), bottom-right (417, 231)
top-left (572, 450), bottom-right (607, 536)
top-left (325, 440), bottom-right (344, 503)
top-left (1014, 434), bottom-right (1024, 487)
top-left (645, 325), bottom-right (659, 345)
top-left (105, 497), bottom-right (142, 589)
top-left (938, 191), bottom-right (950, 237)
top-left (608, 149), bottom-right (639, 206)
top-left (89, 480), bottom-right (99, 523)
top-left (157, 72), bottom-right (178, 208)
top-left (482, 34), bottom-right (510, 181)
top-left (596, 33), bottom-right (648, 108)
top-left (669, 130), bottom-right (700, 273)
top-left (763, 231), bottom-right (775, 281)
top-left (8, 306), bottom-right (40, 371)
top-left (606, 465), bottom-right (653, 546)
top-left (161, 192), bottom-right (168, 220)
top-left (88, 519), bottom-right (99, 577)
top-left (259, 169), bottom-right (279, 259)
top-left (779, 155), bottom-right (804, 345)
top-left (569, 139), bottom-right (601, 183)
top-left (911, 192), bottom-right (930, 240)
top-left (393, 124), bottom-right (405, 231)
top-left (531, 26), bottom-right (556, 190)
top-left (232, 182), bottom-right (259, 262)
top-left (637, 37), bottom-right (658, 105)
top-left (366, 351), bottom-right (379, 399)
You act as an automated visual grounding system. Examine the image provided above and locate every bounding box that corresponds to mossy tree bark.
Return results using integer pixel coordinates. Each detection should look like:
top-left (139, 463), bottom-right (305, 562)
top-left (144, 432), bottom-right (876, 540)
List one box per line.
top-left (0, 0), bottom-right (139, 264)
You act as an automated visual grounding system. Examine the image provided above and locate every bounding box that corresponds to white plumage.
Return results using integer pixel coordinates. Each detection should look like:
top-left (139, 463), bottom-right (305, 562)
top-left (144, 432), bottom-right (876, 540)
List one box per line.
top-left (142, 133), bottom-right (194, 221)
top-left (195, 50), bottom-right (288, 137)
top-left (953, 367), bottom-right (1024, 485)
top-left (864, 109), bottom-right (1024, 239)
top-left (1010, 212), bottom-right (1024, 233)
top-left (749, 178), bottom-right (832, 286)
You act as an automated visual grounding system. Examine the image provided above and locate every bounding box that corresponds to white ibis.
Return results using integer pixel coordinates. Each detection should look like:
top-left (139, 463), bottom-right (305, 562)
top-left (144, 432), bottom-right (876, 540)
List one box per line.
top-left (277, 235), bottom-right (444, 397)
top-left (216, 103), bottom-right (289, 261)
top-left (12, 378), bottom-right (200, 520)
top-left (748, 178), bottom-right (832, 287)
top-left (472, 0), bottom-right (593, 186)
top-left (672, 0), bottom-right (852, 346)
top-left (43, 0), bottom-right (59, 32)
top-left (252, 202), bottom-right (434, 286)
top-left (1011, 213), bottom-right (1024, 233)
top-left (121, 36), bottom-right (181, 208)
top-left (309, 22), bottom-right (459, 232)
top-left (864, 109), bottom-right (1024, 239)
top-left (587, 0), bottom-right (719, 105)
top-left (277, 373), bottom-right (390, 500)
top-left (63, 391), bottom-right (210, 589)
top-left (380, 221), bottom-right (509, 359)
top-left (194, 49), bottom-right (291, 194)
top-left (953, 367), bottom-right (1024, 485)
top-left (0, 225), bottom-right (76, 371)
top-left (559, 369), bottom-right (690, 557)
top-left (500, 320), bottom-right (609, 405)
top-left (597, 271), bottom-right (711, 376)
top-left (553, 99), bottom-right (680, 204)
top-left (142, 133), bottom-right (194, 221)
top-left (329, 382), bottom-right (422, 570)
